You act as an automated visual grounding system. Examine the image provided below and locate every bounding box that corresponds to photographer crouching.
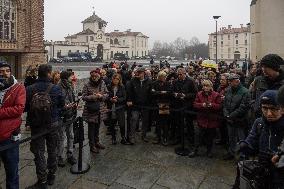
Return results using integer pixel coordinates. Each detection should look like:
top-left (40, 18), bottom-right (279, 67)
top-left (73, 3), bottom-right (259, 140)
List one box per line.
top-left (233, 90), bottom-right (284, 189)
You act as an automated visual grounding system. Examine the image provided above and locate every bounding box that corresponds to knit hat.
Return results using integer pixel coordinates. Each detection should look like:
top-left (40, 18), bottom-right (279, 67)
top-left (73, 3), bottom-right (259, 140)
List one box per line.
top-left (228, 73), bottom-right (240, 80)
top-left (260, 54), bottom-right (284, 71)
top-left (260, 90), bottom-right (279, 106)
top-left (0, 61), bottom-right (11, 69)
top-left (60, 70), bottom-right (72, 80)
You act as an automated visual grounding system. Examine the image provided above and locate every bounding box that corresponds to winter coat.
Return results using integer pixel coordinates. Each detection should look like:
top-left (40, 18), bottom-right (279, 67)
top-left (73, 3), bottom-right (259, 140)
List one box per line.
top-left (26, 78), bottom-right (65, 123)
top-left (151, 80), bottom-right (172, 104)
top-left (223, 84), bottom-right (250, 127)
top-left (126, 77), bottom-right (152, 109)
top-left (82, 79), bottom-right (109, 123)
top-left (193, 91), bottom-right (222, 129)
top-left (252, 71), bottom-right (284, 114)
top-left (106, 84), bottom-right (126, 110)
top-left (0, 82), bottom-right (26, 141)
top-left (172, 77), bottom-right (197, 109)
top-left (58, 80), bottom-right (76, 120)
top-left (244, 117), bottom-right (284, 184)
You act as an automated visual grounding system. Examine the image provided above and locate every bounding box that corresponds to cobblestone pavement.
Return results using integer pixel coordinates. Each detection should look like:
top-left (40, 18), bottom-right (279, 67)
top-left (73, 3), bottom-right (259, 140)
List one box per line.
top-left (0, 118), bottom-right (236, 189)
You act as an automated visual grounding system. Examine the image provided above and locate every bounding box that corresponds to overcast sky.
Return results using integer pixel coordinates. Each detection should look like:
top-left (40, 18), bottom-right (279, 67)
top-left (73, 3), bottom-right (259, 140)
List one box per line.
top-left (44, 0), bottom-right (250, 47)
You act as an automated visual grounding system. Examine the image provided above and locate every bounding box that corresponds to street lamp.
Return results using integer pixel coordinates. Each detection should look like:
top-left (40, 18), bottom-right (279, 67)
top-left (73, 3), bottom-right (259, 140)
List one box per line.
top-left (213, 16), bottom-right (221, 64)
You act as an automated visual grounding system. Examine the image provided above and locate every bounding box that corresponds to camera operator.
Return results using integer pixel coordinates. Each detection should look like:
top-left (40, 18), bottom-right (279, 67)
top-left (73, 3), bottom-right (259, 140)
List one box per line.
top-left (0, 61), bottom-right (26, 189)
top-left (233, 90), bottom-right (284, 189)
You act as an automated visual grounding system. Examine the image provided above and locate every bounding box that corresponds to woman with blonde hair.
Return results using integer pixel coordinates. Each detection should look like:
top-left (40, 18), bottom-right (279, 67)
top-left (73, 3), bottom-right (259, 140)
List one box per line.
top-left (51, 70), bottom-right (60, 84)
top-left (189, 79), bottom-right (222, 158)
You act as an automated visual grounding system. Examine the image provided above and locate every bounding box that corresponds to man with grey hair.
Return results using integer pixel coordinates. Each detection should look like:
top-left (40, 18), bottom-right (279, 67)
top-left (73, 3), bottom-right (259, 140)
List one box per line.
top-left (172, 67), bottom-right (197, 145)
top-left (223, 73), bottom-right (250, 160)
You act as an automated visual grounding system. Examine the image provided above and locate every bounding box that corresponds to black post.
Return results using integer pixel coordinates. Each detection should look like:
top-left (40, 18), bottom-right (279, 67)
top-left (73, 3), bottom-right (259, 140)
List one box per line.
top-left (175, 112), bottom-right (190, 156)
top-left (70, 117), bottom-right (90, 174)
top-left (213, 16), bottom-right (221, 64)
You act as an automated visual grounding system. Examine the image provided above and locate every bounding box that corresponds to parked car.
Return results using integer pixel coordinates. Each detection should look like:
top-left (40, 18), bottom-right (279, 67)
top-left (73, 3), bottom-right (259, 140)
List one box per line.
top-left (114, 53), bottom-right (129, 61)
top-left (49, 57), bottom-right (63, 63)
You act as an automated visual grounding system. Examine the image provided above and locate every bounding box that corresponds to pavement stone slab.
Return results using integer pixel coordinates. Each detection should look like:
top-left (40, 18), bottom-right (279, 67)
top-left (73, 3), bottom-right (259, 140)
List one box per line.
top-left (116, 163), bottom-right (164, 189)
top-left (107, 182), bottom-right (136, 189)
top-left (156, 165), bottom-right (207, 189)
top-left (68, 177), bottom-right (108, 189)
top-left (83, 157), bottom-right (133, 185)
top-left (150, 184), bottom-right (170, 189)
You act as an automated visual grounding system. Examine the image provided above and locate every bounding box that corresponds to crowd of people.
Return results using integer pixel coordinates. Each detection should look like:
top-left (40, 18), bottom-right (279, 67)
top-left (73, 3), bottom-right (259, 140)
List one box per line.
top-left (1, 53), bottom-right (284, 189)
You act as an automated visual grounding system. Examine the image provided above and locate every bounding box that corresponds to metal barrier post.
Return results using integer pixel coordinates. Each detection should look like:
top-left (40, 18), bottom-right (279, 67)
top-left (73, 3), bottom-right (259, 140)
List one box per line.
top-left (175, 112), bottom-right (190, 156)
top-left (70, 117), bottom-right (90, 174)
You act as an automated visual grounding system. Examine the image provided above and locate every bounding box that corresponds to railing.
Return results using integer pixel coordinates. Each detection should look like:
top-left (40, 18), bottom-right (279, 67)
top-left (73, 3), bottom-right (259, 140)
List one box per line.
top-left (0, 40), bottom-right (17, 49)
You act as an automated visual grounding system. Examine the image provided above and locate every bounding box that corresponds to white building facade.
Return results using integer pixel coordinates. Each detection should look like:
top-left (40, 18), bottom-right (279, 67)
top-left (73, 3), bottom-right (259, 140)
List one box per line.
top-left (208, 25), bottom-right (251, 62)
top-left (46, 12), bottom-right (149, 61)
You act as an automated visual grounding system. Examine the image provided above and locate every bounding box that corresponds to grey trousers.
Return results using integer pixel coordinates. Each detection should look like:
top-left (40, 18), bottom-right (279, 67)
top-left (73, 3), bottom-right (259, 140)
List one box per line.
top-left (57, 120), bottom-right (74, 158)
top-left (227, 124), bottom-right (245, 156)
top-left (129, 109), bottom-right (149, 140)
top-left (30, 122), bottom-right (59, 182)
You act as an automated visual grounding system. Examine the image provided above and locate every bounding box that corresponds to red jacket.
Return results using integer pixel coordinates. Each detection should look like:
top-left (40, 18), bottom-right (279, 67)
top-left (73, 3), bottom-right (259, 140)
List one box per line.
top-left (0, 83), bottom-right (26, 142)
top-left (193, 91), bottom-right (222, 129)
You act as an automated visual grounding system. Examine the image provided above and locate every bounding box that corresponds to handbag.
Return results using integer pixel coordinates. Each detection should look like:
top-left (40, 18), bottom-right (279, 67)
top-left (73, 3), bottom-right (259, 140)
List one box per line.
top-left (158, 103), bottom-right (170, 115)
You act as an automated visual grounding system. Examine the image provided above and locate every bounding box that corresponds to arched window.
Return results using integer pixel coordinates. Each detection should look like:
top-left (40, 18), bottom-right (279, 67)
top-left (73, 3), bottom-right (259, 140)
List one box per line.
top-left (0, 0), bottom-right (16, 40)
top-left (110, 39), bottom-right (113, 44)
top-left (114, 38), bottom-right (119, 44)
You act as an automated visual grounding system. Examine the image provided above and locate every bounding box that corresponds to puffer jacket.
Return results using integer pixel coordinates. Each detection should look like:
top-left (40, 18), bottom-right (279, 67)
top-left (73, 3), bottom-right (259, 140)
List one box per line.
top-left (58, 80), bottom-right (76, 120)
top-left (0, 82), bottom-right (26, 141)
top-left (193, 91), bottom-right (222, 128)
top-left (82, 79), bottom-right (109, 123)
top-left (223, 84), bottom-right (250, 127)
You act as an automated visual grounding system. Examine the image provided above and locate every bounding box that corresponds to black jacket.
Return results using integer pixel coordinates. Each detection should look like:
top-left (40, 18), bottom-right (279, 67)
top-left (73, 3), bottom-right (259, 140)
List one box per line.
top-left (126, 77), bottom-right (152, 107)
top-left (151, 80), bottom-right (172, 104)
top-left (107, 84), bottom-right (126, 109)
top-left (172, 77), bottom-right (197, 108)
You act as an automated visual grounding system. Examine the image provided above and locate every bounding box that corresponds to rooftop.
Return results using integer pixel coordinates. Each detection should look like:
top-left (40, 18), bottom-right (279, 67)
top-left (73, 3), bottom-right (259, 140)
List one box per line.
top-left (82, 12), bottom-right (107, 25)
top-left (106, 31), bottom-right (149, 38)
top-left (209, 25), bottom-right (250, 35)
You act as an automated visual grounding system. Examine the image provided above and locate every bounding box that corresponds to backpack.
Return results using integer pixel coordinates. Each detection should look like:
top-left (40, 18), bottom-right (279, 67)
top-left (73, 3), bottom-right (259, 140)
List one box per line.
top-left (30, 84), bottom-right (53, 127)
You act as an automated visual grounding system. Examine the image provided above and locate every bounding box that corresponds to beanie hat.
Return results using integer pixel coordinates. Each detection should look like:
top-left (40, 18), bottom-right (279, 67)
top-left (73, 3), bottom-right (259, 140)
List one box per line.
top-left (260, 90), bottom-right (279, 106)
top-left (90, 68), bottom-right (101, 75)
top-left (0, 61), bottom-right (11, 69)
top-left (60, 70), bottom-right (72, 80)
top-left (260, 54), bottom-right (284, 71)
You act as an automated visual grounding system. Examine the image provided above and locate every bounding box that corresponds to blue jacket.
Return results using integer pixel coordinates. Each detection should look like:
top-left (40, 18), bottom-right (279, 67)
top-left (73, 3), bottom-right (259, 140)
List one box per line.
top-left (26, 78), bottom-right (65, 123)
top-left (245, 117), bottom-right (284, 154)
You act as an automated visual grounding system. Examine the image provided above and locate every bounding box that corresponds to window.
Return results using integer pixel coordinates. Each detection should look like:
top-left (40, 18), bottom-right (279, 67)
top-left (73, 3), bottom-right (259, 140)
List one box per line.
top-left (213, 43), bottom-right (216, 47)
top-left (228, 35), bottom-right (230, 40)
top-left (221, 35), bottom-right (223, 40)
top-left (145, 51), bottom-right (147, 56)
top-left (114, 38), bottom-right (119, 44)
top-left (106, 38), bottom-right (109, 42)
top-left (110, 39), bottom-right (113, 44)
top-left (236, 40), bottom-right (238, 45)
top-left (245, 48), bottom-right (248, 52)
top-left (142, 51), bottom-right (144, 57)
top-left (90, 36), bottom-right (94, 41)
top-left (69, 50), bottom-right (71, 53)
top-left (126, 51), bottom-right (128, 56)
top-left (98, 22), bottom-right (103, 29)
top-left (137, 51), bottom-right (138, 56)
top-left (235, 34), bottom-right (238, 38)
top-left (245, 40), bottom-right (247, 45)
top-left (123, 40), bottom-right (125, 46)
top-left (0, 0), bottom-right (16, 40)
top-left (86, 36), bottom-right (88, 42)
top-left (111, 51), bottom-right (113, 58)
top-left (245, 54), bottom-right (248, 59)
top-left (132, 51), bottom-right (133, 57)
top-left (221, 41), bottom-right (223, 47)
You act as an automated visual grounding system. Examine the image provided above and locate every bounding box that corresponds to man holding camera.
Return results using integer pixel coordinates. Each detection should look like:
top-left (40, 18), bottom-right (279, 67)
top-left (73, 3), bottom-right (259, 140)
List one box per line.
top-left (234, 90), bottom-right (284, 189)
top-left (0, 61), bottom-right (26, 189)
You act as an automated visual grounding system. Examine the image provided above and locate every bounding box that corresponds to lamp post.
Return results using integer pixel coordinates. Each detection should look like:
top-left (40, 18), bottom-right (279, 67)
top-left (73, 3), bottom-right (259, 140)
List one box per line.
top-left (213, 16), bottom-right (221, 64)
